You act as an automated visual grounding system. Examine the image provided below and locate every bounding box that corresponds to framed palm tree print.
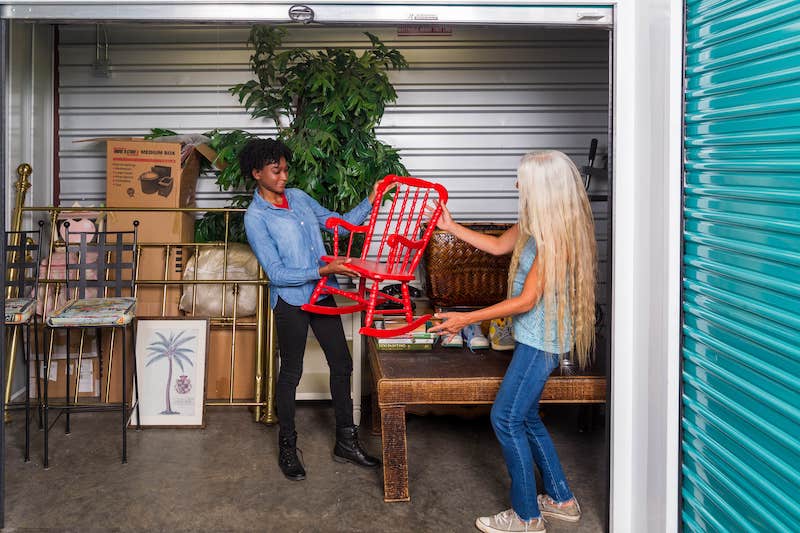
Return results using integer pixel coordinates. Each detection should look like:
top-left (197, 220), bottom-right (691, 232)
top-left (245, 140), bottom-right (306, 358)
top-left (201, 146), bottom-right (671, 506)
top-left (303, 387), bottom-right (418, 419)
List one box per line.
top-left (133, 317), bottom-right (209, 428)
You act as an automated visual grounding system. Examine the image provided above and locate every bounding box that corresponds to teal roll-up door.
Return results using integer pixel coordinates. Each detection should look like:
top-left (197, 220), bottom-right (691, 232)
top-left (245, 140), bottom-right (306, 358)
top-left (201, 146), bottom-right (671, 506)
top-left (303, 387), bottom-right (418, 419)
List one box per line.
top-left (682, 1), bottom-right (800, 531)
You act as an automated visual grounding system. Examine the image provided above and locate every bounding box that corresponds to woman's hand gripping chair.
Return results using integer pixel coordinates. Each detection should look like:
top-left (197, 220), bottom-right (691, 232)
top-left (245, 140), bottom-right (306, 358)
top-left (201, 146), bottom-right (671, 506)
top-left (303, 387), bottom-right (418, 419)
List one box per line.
top-left (43, 221), bottom-right (140, 467)
top-left (302, 175), bottom-right (448, 337)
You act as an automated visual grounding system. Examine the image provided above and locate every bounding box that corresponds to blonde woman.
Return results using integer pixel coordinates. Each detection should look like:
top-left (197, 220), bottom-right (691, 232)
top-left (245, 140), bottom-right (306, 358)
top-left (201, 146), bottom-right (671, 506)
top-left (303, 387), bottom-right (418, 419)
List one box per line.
top-left (429, 150), bottom-right (597, 533)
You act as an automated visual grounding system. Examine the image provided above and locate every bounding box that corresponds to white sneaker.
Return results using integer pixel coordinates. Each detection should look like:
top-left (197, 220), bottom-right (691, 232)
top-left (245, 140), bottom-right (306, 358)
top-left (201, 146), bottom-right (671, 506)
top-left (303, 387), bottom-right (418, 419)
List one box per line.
top-left (462, 323), bottom-right (490, 350)
top-left (475, 509), bottom-right (546, 533)
top-left (441, 333), bottom-right (463, 348)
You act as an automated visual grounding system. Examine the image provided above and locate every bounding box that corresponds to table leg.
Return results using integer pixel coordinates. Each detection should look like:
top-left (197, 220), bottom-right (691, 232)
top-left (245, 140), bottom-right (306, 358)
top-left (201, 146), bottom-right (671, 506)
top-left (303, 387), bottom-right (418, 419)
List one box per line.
top-left (371, 393), bottom-right (381, 436)
top-left (380, 405), bottom-right (409, 502)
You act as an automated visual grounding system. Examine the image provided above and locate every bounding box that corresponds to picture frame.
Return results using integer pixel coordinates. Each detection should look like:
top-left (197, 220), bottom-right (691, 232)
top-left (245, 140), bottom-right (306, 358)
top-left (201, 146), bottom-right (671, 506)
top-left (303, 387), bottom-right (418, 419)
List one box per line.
top-left (133, 317), bottom-right (209, 428)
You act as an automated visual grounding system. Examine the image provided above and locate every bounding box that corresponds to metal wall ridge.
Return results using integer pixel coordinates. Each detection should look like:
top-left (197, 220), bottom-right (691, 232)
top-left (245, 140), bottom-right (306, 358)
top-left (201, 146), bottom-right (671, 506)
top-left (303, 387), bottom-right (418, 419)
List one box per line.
top-left (682, 374), bottom-right (799, 455)
top-left (686, 0), bottom-right (800, 49)
top-left (683, 209), bottom-right (800, 236)
top-left (684, 129), bottom-right (800, 146)
top-left (683, 327), bottom-right (800, 393)
top-left (681, 445), bottom-right (797, 530)
top-left (683, 234), bottom-right (800, 268)
top-left (683, 332), bottom-right (800, 397)
top-left (683, 185), bottom-right (800, 202)
top-left (681, 416), bottom-right (800, 499)
top-left (685, 252), bottom-right (799, 295)
top-left (686, 60), bottom-right (800, 98)
top-left (681, 440), bottom-right (800, 529)
top-left (682, 278), bottom-right (800, 331)
top-left (680, 476), bottom-right (732, 532)
top-left (683, 290), bottom-right (799, 346)
top-left (685, 0), bottom-right (751, 28)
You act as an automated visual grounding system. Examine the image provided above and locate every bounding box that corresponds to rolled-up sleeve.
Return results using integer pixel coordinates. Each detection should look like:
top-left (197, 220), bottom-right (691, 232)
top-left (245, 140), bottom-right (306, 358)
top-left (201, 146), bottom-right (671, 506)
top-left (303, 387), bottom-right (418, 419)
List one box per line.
top-left (301, 190), bottom-right (373, 234)
top-left (342, 196), bottom-right (374, 227)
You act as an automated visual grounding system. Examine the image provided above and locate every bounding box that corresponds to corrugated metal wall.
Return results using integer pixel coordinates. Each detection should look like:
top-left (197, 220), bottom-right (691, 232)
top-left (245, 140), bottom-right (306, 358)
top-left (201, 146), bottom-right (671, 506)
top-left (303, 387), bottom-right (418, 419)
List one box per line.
top-left (57, 24), bottom-right (610, 342)
top-left (682, 1), bottom-right (800, 531)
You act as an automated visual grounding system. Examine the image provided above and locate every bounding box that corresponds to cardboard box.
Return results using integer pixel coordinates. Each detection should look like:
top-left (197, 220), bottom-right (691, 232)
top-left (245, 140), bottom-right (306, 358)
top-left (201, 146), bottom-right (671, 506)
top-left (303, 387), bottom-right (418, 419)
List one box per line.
top-left (32, 324), bottom-right (131, 402)
top-left (37, 328), bottom-right (99, 360)
top-left (30, 357), bottom-right (100, 400)
top-left (206, 327), bottom-right (257, 400)
top-left (95, 326), bottom-right (256, 403)
top-left (107, 211), bottom-right (195, 317)
top-left (104, 139), bottom-right (217, 208)
top-left (99, 332), bottom-right (135, 403)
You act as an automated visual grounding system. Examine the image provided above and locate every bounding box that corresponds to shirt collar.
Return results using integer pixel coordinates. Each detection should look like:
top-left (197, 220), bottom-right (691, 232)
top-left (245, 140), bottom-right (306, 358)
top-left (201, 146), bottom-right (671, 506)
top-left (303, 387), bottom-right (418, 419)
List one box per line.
top-left (253, 188), bottom-right (290, 211)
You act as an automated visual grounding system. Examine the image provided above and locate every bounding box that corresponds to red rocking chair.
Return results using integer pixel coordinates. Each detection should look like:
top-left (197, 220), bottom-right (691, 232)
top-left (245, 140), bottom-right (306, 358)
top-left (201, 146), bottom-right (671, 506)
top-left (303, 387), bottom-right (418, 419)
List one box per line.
top-left (301, 175), bottom-right (448, 338)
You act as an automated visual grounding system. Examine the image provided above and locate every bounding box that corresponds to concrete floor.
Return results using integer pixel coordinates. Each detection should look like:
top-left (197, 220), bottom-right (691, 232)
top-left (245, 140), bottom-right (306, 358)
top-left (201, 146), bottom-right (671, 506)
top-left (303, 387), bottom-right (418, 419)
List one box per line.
top-left (4, 402), bottom-right (606, 532)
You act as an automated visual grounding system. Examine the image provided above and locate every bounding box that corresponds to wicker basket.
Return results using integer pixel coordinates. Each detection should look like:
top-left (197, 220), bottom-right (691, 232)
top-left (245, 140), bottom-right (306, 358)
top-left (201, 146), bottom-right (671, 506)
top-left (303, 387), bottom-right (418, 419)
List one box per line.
top-left (423, 223), bottom-right (512, 307)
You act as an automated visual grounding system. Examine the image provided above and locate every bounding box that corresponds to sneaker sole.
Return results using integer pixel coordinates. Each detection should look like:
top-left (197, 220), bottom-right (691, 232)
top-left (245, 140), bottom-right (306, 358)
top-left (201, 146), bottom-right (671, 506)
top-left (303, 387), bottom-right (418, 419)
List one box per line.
top-left (441, 340), bottom-right (463, 348)
top-left (475, 518), bottom-right (546, 533)
top-left (490, 341), bottom-right (514, 351)
top-left (539, 510), bottom-right (580, 523)
top-left (332, 453), bottom-right (381, 468)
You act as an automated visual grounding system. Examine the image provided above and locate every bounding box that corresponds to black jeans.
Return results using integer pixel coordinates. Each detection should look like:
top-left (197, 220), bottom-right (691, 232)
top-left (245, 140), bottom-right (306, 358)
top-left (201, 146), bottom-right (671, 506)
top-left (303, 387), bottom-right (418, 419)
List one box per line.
top-left (274, 296), bottom-right (353, 439)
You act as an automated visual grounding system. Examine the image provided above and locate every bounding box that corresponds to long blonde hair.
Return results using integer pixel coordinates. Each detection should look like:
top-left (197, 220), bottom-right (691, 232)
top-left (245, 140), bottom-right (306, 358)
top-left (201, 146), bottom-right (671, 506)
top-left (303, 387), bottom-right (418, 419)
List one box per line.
top-left (507, 150), bottom-right (597, 368)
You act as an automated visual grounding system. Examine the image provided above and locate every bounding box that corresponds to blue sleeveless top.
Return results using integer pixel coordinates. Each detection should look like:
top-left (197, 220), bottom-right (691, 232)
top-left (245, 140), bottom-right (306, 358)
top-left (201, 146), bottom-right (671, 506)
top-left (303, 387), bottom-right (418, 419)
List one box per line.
top-left (511, 238), bottom-right (572, 354)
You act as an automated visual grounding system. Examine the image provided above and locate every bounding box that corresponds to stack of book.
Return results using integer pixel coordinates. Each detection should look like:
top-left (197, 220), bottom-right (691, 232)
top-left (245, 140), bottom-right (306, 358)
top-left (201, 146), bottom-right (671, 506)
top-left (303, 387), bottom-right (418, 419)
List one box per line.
top-left (374, 317), bottom-right (438, 351)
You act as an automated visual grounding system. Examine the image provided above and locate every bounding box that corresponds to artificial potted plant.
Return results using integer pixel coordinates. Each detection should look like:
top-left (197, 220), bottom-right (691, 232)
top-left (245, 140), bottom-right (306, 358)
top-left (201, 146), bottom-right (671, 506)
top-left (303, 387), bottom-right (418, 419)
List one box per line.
top-left (184, 26), bottom-right (409, 248)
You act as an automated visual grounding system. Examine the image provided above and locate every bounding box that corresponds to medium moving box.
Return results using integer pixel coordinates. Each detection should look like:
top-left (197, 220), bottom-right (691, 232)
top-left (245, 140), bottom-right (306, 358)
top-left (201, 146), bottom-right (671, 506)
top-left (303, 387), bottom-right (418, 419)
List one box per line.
top-left (99, 332), bottom-right (135, 403)
top-left (100, 137), bottom-right (213, 316)
top-left (104, 138), bottom-right (217, 208)
top-left (30, 357), bottom-right (99, 400)
top-left (37, 328), bottom-right (98, 360)
top-left (206, 327), bottom-right (257, 400)
top-left (99, 326), bottom-right (258, 403)
top-left (106, 211), bottom-right (195, 317)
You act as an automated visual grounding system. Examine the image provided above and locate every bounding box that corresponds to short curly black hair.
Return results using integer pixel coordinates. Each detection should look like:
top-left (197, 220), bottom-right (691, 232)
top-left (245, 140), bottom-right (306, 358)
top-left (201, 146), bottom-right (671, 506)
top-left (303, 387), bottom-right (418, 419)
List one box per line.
top-left (238, 138), bottom-right (292, 180)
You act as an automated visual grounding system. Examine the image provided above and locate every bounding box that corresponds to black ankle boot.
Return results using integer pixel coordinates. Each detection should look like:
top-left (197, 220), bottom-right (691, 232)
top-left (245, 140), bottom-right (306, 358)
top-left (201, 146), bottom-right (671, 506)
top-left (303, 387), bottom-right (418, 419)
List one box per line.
top-left (278, 433), bottom-right (306, 481)
top-left (333, 425), bottom-right (380, 468)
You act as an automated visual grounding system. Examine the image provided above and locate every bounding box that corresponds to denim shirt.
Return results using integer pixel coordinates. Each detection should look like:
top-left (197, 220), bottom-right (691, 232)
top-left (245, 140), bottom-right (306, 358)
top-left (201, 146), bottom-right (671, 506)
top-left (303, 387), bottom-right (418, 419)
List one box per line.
top-left (244, 188), bottom-right (373, 308)
top-left (511, 237), bottom-right (573, 354)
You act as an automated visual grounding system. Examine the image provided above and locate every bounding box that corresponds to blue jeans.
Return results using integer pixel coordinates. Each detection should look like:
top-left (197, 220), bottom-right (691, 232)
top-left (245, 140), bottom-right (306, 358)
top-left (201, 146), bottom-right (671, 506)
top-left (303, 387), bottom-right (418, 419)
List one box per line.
top-left (490, 342), bottom-right (574, 520)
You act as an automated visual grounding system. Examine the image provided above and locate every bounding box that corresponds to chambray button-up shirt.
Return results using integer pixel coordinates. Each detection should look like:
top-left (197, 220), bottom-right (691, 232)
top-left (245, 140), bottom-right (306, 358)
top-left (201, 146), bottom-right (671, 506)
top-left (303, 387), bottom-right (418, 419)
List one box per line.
top-left (244, 188), bottom-right (373, 309)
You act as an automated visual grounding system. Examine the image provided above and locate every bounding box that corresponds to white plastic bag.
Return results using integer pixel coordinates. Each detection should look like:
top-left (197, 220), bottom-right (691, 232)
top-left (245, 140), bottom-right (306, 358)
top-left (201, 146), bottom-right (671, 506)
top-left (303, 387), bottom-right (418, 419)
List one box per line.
top-left (179, 243), bottom-right (259, 317)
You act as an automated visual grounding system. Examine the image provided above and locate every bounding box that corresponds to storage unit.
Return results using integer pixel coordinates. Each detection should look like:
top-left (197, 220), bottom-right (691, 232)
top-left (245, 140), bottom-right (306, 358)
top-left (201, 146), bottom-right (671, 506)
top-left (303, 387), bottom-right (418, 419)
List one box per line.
top-left (1, 2), bottom-right (692, 531)
top-left (52, 21), bottom-right (612, 416)
top-left (682, 1), bottom-right (800, 530)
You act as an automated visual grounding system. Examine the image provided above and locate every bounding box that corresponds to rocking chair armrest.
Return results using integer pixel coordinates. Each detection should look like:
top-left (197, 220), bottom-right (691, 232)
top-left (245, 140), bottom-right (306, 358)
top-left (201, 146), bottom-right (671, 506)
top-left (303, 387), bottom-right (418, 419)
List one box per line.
top-left (386, 234), bottom-right (425, 249)
top-left (325, 217), bottom-right (369, 233)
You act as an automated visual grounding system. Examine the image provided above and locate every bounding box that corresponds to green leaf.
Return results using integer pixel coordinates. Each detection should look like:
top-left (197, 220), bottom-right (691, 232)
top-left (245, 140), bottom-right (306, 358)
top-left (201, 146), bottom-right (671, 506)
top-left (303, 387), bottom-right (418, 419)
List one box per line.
top-left (182, 28), bottom-right (409, 244)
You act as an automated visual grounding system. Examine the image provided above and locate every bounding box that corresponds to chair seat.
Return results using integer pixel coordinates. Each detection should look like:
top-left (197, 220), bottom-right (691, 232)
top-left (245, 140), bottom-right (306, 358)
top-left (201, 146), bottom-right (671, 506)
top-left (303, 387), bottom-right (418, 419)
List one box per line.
top-left (46, 297), bottom-right (136, 327)
top-left (320, 256), bottom-right (416, 281)
top-left (5, 297), bottom-right (36, 324)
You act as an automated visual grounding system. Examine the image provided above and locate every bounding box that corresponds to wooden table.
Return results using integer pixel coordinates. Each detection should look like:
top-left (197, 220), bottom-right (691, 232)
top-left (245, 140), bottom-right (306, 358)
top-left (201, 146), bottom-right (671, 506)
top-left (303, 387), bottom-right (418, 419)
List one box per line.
top-left (368, 339), bottom-right (606, 502)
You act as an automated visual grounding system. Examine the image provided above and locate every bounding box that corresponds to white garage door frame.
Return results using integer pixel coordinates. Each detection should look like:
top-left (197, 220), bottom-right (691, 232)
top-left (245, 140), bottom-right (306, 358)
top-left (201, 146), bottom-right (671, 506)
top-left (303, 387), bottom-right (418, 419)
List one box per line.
top-left (1, 2), bottom-right (684, 532)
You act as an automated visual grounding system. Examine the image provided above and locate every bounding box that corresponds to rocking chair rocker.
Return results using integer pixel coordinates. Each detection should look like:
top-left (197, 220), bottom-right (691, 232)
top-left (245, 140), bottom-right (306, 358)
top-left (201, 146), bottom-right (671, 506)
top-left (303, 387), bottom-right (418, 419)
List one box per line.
top-left (301, 175), bottom-right (448, 338)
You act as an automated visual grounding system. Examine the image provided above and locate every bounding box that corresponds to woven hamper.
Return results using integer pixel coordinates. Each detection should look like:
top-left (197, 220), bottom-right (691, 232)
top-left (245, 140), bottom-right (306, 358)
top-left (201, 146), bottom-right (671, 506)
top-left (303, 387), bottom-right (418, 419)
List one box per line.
top-left (423, 223), bottom-right (512, 308)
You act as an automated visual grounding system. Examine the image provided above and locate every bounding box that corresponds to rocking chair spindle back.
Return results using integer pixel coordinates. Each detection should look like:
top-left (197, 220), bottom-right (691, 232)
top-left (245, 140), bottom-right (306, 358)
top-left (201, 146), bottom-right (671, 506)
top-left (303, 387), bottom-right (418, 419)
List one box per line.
top-left (302, 175), bottom-right (448, 338)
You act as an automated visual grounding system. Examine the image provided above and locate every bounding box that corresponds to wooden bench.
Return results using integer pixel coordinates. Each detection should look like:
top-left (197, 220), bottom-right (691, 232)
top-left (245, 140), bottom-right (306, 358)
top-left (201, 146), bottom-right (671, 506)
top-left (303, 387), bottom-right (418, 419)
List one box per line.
top-left (368, 339), bottom-right (606, 502)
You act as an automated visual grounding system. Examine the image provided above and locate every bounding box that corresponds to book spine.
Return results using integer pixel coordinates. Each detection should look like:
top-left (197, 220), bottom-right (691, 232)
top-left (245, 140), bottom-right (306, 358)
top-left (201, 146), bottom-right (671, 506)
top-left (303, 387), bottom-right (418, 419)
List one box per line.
top-left (377, 337), bottom-right (434, 345)
top-left (376, 343), bottom-right (433, 351)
